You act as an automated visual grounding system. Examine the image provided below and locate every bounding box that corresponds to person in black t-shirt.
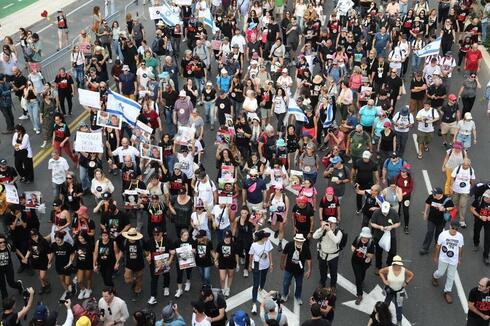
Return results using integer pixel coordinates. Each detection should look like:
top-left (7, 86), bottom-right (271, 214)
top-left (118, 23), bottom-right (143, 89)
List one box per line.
top-left (6, 206), bottom-right (29, 273)
top-left (1, 287), bottom-right (34, 326)
top-left (280, 234), bottom-right (312, 304)
top-left (420, 187), bottom-right (455, 254)
top-left (121, 228), bottom-right (146, 301)
top-left (0, 235), bottom-right (24, 300)
top-left (355, 184), bottom-right (382, 227)
top-left (145, 227), bottom-right (175, 305)
top-left (470, 190), bottom-right (490, 265)
top-left (93, 230), bottom-right (119, 287)
top-left (467, 277), bottom-right (490, 326)
top-left (194, 230), bottom-right (214, 286)
top-left (25, 229), bottom-right (52, 294)
top-left (292, 196), bottom-right (315, 240)
top-left (351, 227), bottom-right (375, 305)
top-left (74, 231), bottom-right (94, 300)
top-left (49, 231), bottom-right (75, 300)
top-left (352, 152), bottom-right (378, 213)
top-left (200, 284), bottom-right (227, 326)
top-left (215, 230), bottom-right (238, 298)
top-left (0, 161), bottom-right (18, 185)
top-left (301, 304), bottom-right (331, 326)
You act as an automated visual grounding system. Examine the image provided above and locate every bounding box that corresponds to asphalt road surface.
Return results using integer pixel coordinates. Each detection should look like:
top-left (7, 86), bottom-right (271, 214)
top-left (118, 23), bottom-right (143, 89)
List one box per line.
top-left (0, 1), bottom-right (489, 325)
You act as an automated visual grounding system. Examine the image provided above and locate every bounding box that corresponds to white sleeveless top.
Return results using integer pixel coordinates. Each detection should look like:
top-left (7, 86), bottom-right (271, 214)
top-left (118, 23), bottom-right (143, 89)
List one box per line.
top-left (388, 266), bottom-right (406, 291)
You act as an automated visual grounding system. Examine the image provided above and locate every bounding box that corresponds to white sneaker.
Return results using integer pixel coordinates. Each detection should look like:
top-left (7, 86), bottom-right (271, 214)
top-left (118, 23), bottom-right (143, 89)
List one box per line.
top-left (251, 303), bottom-right (257, 315)
top-left (296, 298), bottom-right (303, 305)
top-left (164, 287), bottom-right (170, 296)
top-left (108, 59), bottom-right (113, 64)
top-left (224, 288), bottom-right (230, 297)
top-left (83, 288), bottom-right (92, 299)
top-left (147, 296), bottom-right (157, 305)
top-left (184, 281), bottom-right (191, 292)
top-left (40, 141), bottom-right (47, 148)
top-left (77, 289), bottom-right (86, 300)
top-left (243, 269), bottom-right (249, 278)
top-left (175, 289), bottom-right (183, 298)
top-left (18, 115), bottom-right (28, 120)
top-left (35, 130), bottom-right (41, 135)
top-left (240, 257), bottom-right (245, 265)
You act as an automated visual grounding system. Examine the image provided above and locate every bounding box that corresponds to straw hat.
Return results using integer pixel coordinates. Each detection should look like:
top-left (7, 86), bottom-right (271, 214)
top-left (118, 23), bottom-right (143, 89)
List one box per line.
top-left (122, 227), bottom-right (143, 241)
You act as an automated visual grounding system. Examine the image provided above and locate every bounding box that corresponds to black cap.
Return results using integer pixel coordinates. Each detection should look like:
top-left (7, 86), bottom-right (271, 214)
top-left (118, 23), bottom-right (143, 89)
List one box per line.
top-left (224, 229), bottom-right (233, 238)
top-left (129, 171), bottom-right (137, 179)
top-left (432, 187), bottom-right (443, 195)
top-left (102, 192), bottom-right (111, 199)
top-left (151, 194), bottom-right (159, 200)
top-left (196, 230), bottom-right (207, 238)
top-left (255, 230), bottom-right (271, 241)
top-left (152, 226), bottom-right (163, 234)
top-left (201, 284), bottom-right (213, 297)
top-left (180, 145), bottom-right (189, 152)
top-left (52, 199), bottom-right (62, 207)
top-left (0, 159), bottom-right (7, 165)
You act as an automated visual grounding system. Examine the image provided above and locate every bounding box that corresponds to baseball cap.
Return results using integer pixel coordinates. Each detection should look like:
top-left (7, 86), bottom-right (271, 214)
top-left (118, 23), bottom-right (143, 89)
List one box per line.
top-left (76, 205), bottom-right (88, 216)
top-left (327, 216), bottom-right (338, 223)
top-left (153, 226), bottom-right (163, 234)
top-left (161, 304), bottom-right (175, 321)
top-left (0, 159), bottom-right (7, 165)
top-left (325, 187), bottom-right (335, 195)
top-left (401, 106), bottom-right (409, 116)
top-left (362, 150), bottom-right (371, 159)
top-left (34, 304), bottom-right (48, 321)
top-left (52, 199), bottom-right (62, 207)
top-left (102, 192), bottom-right (111, 200)
top-left (330, 156), bottom-right (342, 164)
top-left (432, 187), bottom-right (443, 195)
top-left (383, 121), bottom-right (391, 128)
top-left (232, 310), bottom-right (249, 326)
top-left (448, 94), bottom-right (457, 101)
top-left (122, 65), bottom-right (130, 71)
top-left (482, 189), bottom-right (490, 198)
top-left (296, 195), bottom-right (308, 205)
top-left (264, 298), bottom-right (276, 311)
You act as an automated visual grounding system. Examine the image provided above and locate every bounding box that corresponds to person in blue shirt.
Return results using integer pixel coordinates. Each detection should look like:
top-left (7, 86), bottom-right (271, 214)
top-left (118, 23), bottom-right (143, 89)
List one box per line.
top-left (372, 26), bottom-right (391, 56)
top-left (242, 169), bottom-right (267, 213)
top-left (216, 68), bottom-right (232, 93)
top-left (358, 99), bottom-right (379, 134)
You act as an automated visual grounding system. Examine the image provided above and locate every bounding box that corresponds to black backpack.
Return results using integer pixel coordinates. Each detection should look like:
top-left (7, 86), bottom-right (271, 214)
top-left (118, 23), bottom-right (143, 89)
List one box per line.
top-left (334, 228), bottom-right (348, 253)
top-left (140, 308), bottom-right (156, 326)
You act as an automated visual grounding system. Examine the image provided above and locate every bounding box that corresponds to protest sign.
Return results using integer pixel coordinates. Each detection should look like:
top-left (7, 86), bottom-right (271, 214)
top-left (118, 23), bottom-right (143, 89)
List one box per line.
top-left (74, 132), bottom-right (104, 153)
top-left (78, 89), bottom-right (101, 109)
top-left (176, 245), bottom-right (196, 269)
top-left (4, 184), bottom-right (19, 204)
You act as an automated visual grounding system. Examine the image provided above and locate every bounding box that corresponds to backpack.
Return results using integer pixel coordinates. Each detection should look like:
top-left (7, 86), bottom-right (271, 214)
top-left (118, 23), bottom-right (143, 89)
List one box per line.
top-left (442, 197), bottom-right (457, 222)
top-left (454, 164), bottom-right (474, 178)
top-left (73, 297), bottom-right (100, 326)
top-left (139, 308), bottom-right (156, 326)
top-left (263, 310), bottom-right (282, 323)
top-left (334, 228), bottom-right (348, 252)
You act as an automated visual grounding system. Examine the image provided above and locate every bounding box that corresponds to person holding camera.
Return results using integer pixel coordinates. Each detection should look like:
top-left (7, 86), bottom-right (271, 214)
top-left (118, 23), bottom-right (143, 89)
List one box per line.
top-left (156, 303), bottom-right (185, 326)
top-left (2, 287), bottom-right (34, 326)
top-left (260, 293), bottom-right (288, 326)
top-left (98, 288), bottom-right (129, 326)
top-left (415, 101), bottom-right (440, 160)
top-left (313, 217), bottom-right (342, 289)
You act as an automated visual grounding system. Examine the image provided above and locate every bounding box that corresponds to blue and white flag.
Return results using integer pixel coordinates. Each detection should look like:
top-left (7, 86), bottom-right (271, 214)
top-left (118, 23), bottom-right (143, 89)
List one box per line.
top-left (287, 100), bottom-right (308, 123)
top-left (322, 103), bottom-right (334, 128)
top-left (415, 38), bottom-right (441, 57)
top-left (148, 4), bottom-right (181, 27)
top-left (203, 9), bottom-right (219, 34)
top-left (106, 90), bottom-right (141, 126)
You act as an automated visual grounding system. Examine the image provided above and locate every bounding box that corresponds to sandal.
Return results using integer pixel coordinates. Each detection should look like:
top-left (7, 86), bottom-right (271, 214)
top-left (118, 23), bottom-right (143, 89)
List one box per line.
top-left (417, 153), bottom-right (423, 159)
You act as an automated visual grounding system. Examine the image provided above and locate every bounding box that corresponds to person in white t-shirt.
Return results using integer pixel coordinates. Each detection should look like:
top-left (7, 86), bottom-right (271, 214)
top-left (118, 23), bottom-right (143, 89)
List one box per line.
top-left (454, 112), bottom-right (477, 150)
top-left (211, 203), bottom-right (231, 241)
top-left (191, 301), bottom-right (212, 326)
top-left (194, 170), bottom-right (217, 212)
top-left (48, 151), bottom-right (70, 198)
top-left (111, 138), bottom-right (140, 166)
top-left (432, 220), bottom-right (464, 304)
top-left (416, 101), bottom-right (439, 159)
top-left (451, 159), bottom-right (476, 228)
top-left (191, 200), bottom-right (212, 240)
top-left (392, 105), bottom-right (414, 156)
top-left (248, 230), bottom-right (273, 314)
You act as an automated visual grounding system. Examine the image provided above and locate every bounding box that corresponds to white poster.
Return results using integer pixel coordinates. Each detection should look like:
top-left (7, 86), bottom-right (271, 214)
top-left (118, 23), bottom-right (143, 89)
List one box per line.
top-left (175, 126), bottom-right (196, 145)
top-left (74, 132), bottom-right (104, 153)
top-left (173, 0), bottom-right (192, 5)
top-left (4, 184), bottom-right (19, 204)
top-left (176, 245), bottom-right (196, 269)
top-left (78, 89), bottom-right (101, 109)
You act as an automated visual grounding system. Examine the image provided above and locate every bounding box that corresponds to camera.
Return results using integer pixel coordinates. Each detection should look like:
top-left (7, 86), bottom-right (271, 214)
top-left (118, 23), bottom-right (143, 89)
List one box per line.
top-left (58, 299), bottom-right (68, 304)
top-left (327, 128), bottom-right (333, 133)
top-left (99, 308), bottom-right (105, 317)
top-left (271, 292), bottom-right (284, 305)
top-left (22, 289), bottom-right (30, 306)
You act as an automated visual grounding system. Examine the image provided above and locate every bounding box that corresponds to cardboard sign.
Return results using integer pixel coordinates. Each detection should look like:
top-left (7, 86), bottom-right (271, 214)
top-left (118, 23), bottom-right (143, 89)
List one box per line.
top-left (78, 89), bottom-right (101, 109)
top-left (4, 184), bottom-right (19, 204)
top-left (176, 244), bottom-right (196, 269)
top-left (74, 132), bottom-right (104, 153)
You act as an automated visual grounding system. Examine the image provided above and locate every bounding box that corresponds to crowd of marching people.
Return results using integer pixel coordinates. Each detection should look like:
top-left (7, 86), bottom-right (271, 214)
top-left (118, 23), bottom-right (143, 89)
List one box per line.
top-left (0, 0), bottom-right (490, 325)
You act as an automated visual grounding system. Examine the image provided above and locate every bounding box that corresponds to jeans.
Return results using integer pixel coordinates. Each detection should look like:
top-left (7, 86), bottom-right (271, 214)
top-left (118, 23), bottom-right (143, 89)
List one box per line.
top-left (165, 155), bottom-right (176, 173)
top-left (374, 236), bottom-right (397, 269)
top-left (199, 266), bottom-right (211, 285)
top-left (79, 166), bottom-right (91, 191)
top-left (422, 220), bottom-right (444, 251)
top-left (195, 78), bottom-right (205, 98)
top-left (352, 260), bottom-right (369, 296)
top-left (52, 183), bottom-right (63, 198)
top-left (483, 20), bottom-right (488, 42)
top-left (252, 267), bottom-right (269, 303)
top-left (395, 131), bottom-right (409, 156)
top-left (433, 260), bottom-right (457, 293)
top-left (26, 100), bottom-right (41, 131)
top-left (399, 3), bottom-right (408, 19)
top-left (164, 108), bottom-right (175, 136)
top-left (232, 100), bottom-right (243, 119)
top-left (411, 54), bottom-right (422, 71)
top-left (150, 272), bottom-right (170, 297)
top-left (112, 40), bottom-right (124, 61)
top-left (318, 256), bottom-right (339, 288)
top-left (282, 270), bottom-right (304, 300)
top-left (384, 287), bottom-right (404, 322)
top-left (473, 218), bottom-right (490, 258)
top-left (72, 65), bottom-right (85, 88)
top-left (203, 102), bottom-right (216, 125)
top-left (0, 106), bottom-right (14, 131)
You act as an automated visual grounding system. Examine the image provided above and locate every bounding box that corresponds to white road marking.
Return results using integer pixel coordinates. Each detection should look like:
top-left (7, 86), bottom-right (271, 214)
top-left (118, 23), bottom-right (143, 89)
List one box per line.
top-left (421, 169), bottom-right (468, 313)
top-left (3, 3), bottom-right (14, 9)
top-left (412, 133), bottom-right (420, 155)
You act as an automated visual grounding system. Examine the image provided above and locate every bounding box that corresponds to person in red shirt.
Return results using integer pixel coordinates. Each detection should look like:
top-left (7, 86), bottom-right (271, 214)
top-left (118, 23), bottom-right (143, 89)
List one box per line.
top-left (52, 113), bottom-right (78, 164)
top-left (319, 187), bottom-right (341, 223)
top-left (464, 42), bottom-right (482, 73)
top-left (141, 97), bottom-right (161, 132)
top-left (395, 165), bottom-right (414, 234)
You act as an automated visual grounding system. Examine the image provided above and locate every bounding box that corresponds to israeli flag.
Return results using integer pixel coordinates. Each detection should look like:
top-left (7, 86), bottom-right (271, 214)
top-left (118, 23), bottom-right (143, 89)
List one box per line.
top-left (322, 103), bottom-right (334, 128)
top-left (149, 4), bottom-right (181, 27)
top-left (106, 90), bottom-right (141, 126)
top-left (287, 100), bottom-right (308, 123)
top-left (203, 9), bottom-right (219, 33)
top-left (415, 38), bottom-right (441, 57)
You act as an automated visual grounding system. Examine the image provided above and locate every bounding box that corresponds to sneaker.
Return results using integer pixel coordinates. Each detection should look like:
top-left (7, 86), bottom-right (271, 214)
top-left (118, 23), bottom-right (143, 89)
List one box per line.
top-left (404, 226), bottom-right (409, 234)
top-left (281, 295), bottom-right (288, 302)
top-left (40, 141), bottom-right (47, 148)
top-left (84, 289), bottom-right (92, 299)
top-left (108, 59), bottom-right (113, 64)
top-left (184, 281), bottom-right (191, 292)
top-left (251, 303), bottom-right (257, 315)
top-left (78, 289), bottom-right (87, 300)
top-left (443, 292), bottom-right (453, 304)
top-left (35, 130), bottom-right (41, 135)
top-left (147, 296), bottom-right (157, 305)
top-left (296, 298), bottom-right (303, 305)
top-left (164, 288), bottom-right (170, 296)
top-left (460, 221), bottom-right (467, 228)
top-left (175, 289), bottom-right (183, 298)
top-left (484, 257), bottom-right (490, 266)
top-left (355, 295), bottom-right (363, 305)
top-left (432, 276), bottom-right (439, 287)
top-left (419, 248), bottom-right (429, 255)
top-left (473, 245), bottom-right (480, 252)
top-left (18, 115), bottom-right (29, 120)
top-left (243, 269), bottom-right (249, 278)
top-left (224, 288), bottom-right (230, 297)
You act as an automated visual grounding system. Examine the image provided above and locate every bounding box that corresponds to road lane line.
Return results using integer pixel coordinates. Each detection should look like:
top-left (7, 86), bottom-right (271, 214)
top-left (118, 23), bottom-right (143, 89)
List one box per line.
top-left (421, 169), bottom-right (469, 314)
top-left (412, 134), bottom-right (420, 155)
top-left (3, 3), bottom-right (14, 9)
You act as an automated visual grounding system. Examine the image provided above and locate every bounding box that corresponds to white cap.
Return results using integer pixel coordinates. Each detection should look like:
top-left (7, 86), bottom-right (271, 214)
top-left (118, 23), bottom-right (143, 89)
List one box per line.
top-left (362, 150), bottom-right (371, 159)
top-left (359, 227), bottom-right (372, 238)
top-left (464, 112), bottom-right (472, 120)
top-left (381, 201), bottom-right (391, 214)
top-left (179, 90), bottom-right (187, 97)
top-left (327, 216), bottom-right (338, 224)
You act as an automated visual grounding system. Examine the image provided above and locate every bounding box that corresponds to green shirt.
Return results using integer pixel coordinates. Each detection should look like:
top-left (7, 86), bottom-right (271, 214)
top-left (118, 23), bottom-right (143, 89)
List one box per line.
top-left (145, 57), bottom-right (159, 74)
